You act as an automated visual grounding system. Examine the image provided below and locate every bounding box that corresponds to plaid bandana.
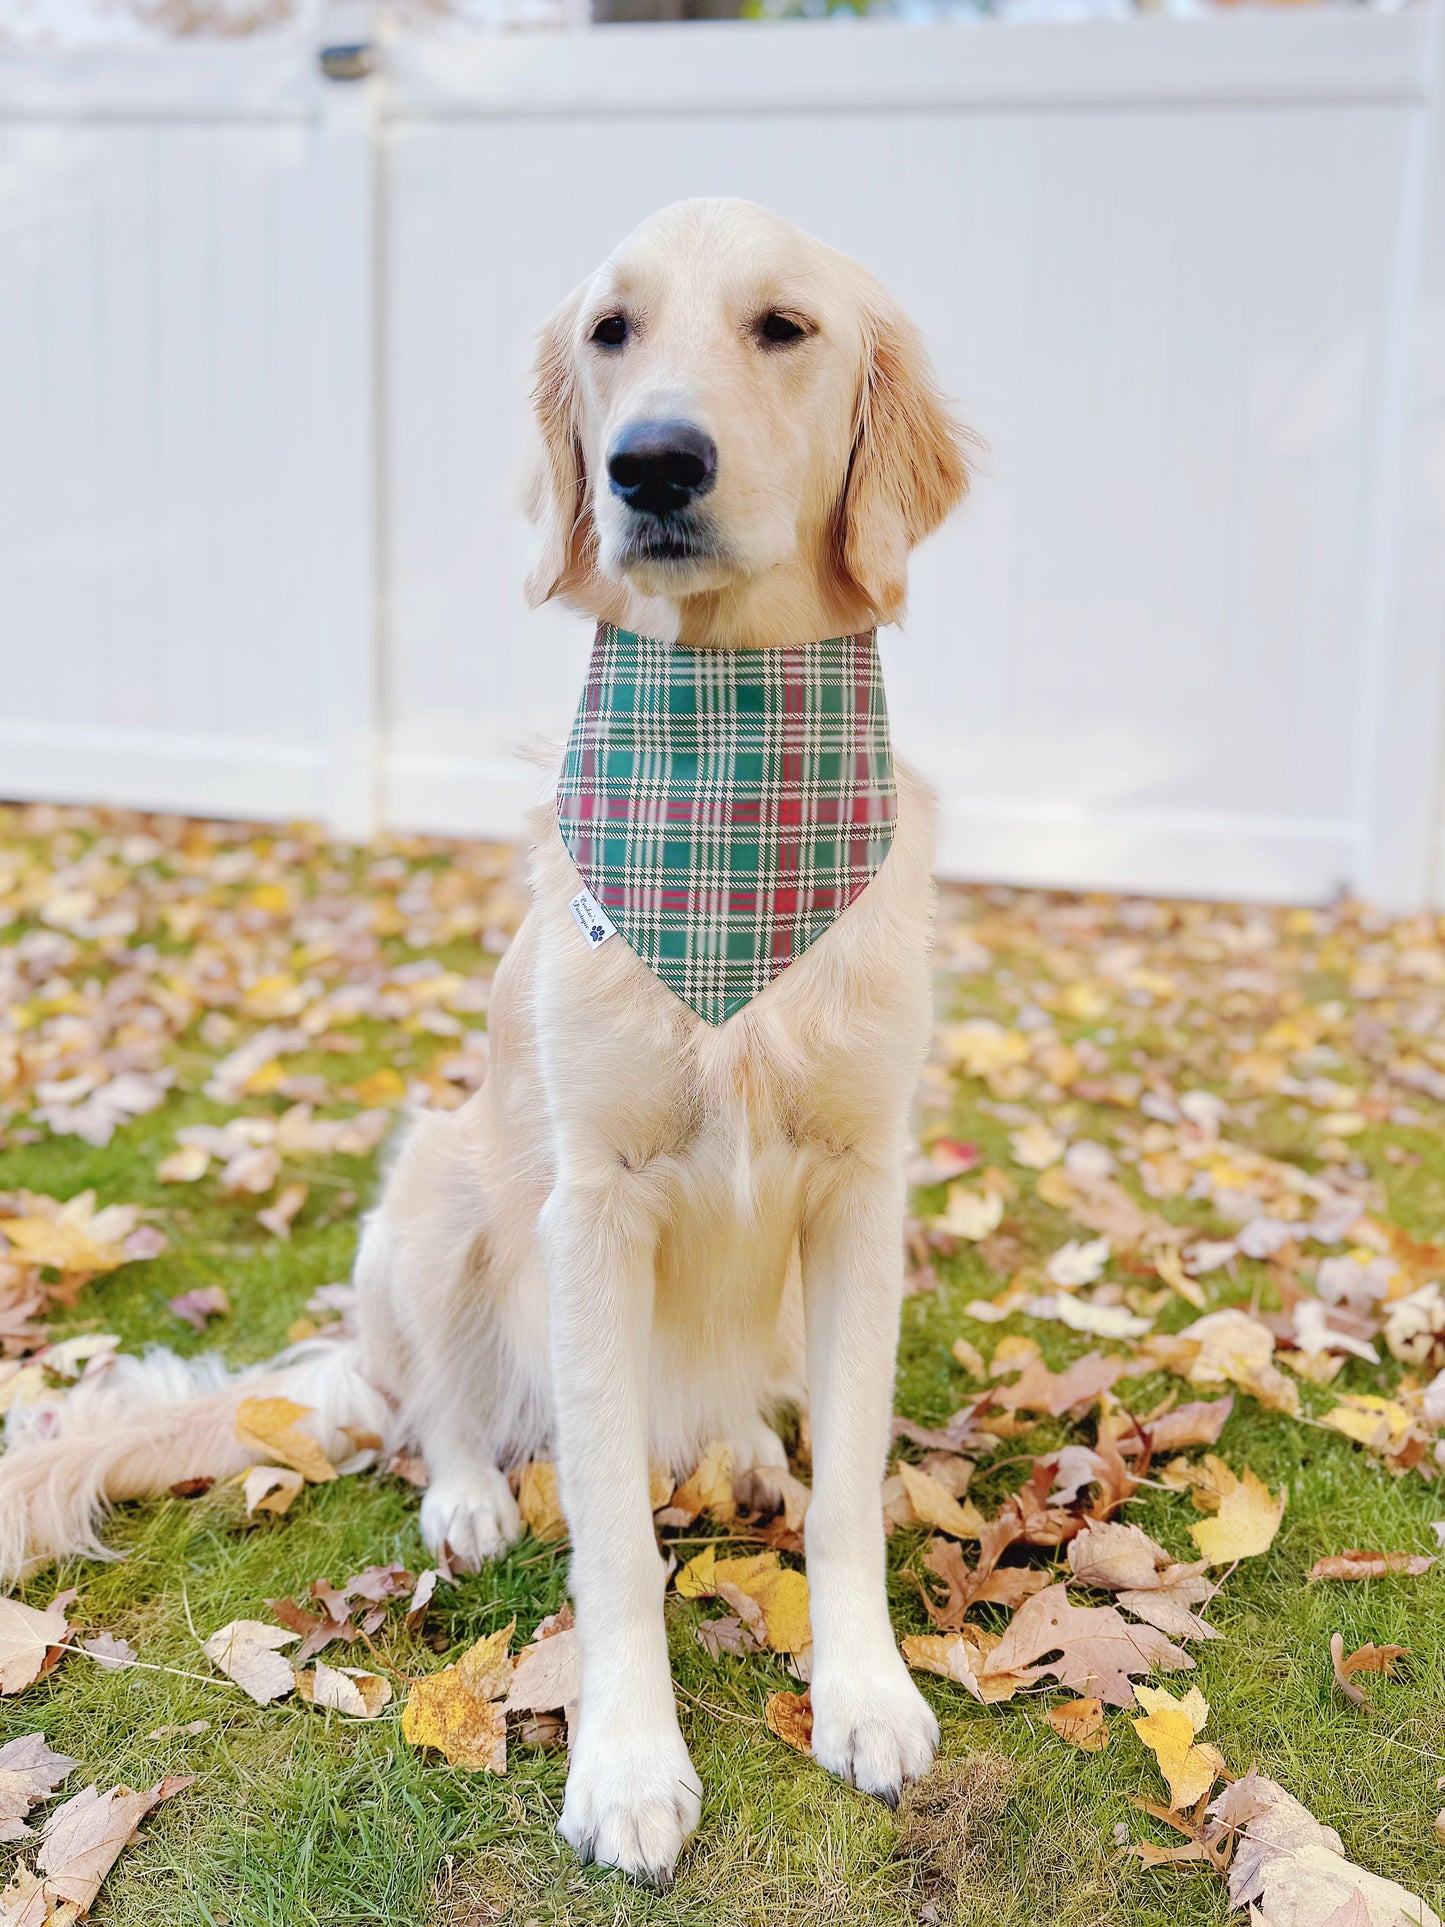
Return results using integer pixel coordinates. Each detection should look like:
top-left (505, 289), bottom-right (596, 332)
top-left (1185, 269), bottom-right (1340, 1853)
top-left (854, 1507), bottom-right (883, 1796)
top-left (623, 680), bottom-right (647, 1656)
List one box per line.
top-left (556, 623), bottom-right (897, 1025)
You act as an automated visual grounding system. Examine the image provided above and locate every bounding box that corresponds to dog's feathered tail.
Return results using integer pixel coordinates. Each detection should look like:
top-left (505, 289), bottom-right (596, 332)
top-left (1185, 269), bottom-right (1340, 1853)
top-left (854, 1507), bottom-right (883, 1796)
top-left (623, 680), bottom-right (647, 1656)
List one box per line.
top-left (0, 1341), bottom-right (396, 1590)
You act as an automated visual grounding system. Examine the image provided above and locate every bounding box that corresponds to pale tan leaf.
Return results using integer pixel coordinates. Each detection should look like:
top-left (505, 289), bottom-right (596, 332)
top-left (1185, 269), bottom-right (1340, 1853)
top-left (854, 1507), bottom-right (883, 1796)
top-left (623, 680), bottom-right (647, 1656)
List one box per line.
top-left (201, 1620), bottom-right (297, 1704)
top-left (242, 1465), bottom-right (305, 1517)
top-left (0, 1601), bottom-right (71, 1697)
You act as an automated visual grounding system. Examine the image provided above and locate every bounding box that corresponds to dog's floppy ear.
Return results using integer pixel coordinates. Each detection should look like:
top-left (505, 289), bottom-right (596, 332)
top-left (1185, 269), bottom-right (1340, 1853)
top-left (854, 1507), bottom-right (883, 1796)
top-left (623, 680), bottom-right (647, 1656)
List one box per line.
top-left (834, 299), bottom-right (972, 625)
top-left (525, 287), bottom-right (594, 609)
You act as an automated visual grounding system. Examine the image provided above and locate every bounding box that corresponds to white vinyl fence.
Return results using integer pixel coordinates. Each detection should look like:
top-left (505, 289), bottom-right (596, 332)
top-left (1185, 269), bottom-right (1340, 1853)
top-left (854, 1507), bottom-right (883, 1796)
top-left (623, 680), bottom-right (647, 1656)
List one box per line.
top-left (2, 6), bottom-right (1444, 907)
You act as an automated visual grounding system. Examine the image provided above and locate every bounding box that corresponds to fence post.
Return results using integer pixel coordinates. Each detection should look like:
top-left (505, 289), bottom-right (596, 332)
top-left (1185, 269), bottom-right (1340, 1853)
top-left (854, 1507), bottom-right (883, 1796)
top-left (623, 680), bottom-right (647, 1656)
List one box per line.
top-left (1356, 0), bottom-right (1445, 910)
top-left (312, 0), bottom-right (381, 842)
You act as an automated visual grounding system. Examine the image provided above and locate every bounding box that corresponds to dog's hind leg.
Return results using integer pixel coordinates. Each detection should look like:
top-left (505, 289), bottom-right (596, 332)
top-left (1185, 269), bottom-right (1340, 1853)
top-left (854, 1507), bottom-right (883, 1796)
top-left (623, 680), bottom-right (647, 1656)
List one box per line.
top-left (353, 1108), bottom-right (545, 1572)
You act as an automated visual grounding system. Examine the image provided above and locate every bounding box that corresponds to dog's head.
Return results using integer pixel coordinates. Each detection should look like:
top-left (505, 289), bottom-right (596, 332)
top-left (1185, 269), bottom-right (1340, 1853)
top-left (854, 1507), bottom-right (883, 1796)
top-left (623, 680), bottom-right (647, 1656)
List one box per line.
top-left (526, 198), bottom-right (971, 632)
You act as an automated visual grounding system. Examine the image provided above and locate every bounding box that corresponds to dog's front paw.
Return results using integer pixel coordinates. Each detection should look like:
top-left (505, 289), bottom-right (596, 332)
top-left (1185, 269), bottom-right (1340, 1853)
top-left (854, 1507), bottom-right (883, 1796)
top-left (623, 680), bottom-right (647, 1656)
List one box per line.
top-left (810, 1654), bottom-right (939, 1806)
top-left (418, 1466), bottom-right (521, 1571)
top-left (559, 1721), bottom-right (702, 1886)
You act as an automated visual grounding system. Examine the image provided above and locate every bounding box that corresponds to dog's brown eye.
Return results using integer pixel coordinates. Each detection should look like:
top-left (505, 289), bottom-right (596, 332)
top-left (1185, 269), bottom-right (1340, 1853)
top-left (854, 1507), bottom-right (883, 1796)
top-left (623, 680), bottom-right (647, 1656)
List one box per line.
top-left (757, 312), bottom-right (807, 347)
top-left (592, 315), bottom-right (629, 348)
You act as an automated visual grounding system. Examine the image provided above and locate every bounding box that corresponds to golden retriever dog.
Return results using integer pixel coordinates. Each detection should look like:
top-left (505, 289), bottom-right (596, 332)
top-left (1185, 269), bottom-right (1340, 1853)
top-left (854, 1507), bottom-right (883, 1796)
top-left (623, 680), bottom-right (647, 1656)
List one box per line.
top-left (0, 198), bottom-right (970, 1882)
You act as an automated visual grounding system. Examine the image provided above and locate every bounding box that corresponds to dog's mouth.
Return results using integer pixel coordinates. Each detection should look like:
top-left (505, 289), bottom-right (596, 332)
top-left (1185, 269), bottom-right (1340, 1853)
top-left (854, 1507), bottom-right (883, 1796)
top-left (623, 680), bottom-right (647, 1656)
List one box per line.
top-left (616, 511), bottom-right (726, 572)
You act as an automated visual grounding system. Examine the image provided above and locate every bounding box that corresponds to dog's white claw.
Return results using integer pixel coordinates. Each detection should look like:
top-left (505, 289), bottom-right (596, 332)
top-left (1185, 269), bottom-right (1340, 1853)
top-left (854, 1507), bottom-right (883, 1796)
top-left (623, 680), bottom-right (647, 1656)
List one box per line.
top-left (418, 1467), bottom-right (521, 1571)
top-left (558, 1725), bottom-right (702, 1886)
top-left (810, 1656), bottom-right (939, 1806)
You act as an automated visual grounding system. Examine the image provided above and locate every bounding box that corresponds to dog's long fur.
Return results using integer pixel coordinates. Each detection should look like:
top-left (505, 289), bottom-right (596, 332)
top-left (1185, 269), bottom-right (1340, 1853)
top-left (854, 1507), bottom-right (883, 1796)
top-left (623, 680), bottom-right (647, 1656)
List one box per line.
top-left (0, 199), bottom-right (971, 1881)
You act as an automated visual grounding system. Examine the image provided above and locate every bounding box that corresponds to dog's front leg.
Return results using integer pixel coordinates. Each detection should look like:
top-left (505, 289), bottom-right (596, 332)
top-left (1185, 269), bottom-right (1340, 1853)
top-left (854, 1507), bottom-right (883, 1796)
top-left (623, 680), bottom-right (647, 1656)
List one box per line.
top-left (542, 1171), bottom-right (701, 1884)
top-left (803, 1155), bottom-right (939, 1801)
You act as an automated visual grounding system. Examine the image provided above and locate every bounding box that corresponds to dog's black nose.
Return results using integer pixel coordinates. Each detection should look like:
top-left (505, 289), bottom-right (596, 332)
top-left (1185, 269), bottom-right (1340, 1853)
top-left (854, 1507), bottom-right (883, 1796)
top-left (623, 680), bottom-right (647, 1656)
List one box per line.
top-left (607, 420), bottom-right (717, 517)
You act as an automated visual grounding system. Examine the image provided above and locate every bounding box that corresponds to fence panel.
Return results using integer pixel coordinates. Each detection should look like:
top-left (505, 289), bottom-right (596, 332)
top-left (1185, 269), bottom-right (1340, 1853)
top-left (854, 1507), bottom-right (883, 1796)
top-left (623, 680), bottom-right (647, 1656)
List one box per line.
top-left (0, 46), bottom-right (377, 830)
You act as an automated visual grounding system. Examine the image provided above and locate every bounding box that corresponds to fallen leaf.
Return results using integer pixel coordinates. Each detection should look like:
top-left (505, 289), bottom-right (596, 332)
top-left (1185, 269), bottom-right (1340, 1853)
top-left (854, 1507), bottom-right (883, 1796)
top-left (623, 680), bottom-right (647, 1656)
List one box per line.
top-left (982, 1584), bottom-right (1193, 1707)
top-left (257, 1182), bottom-right (308, 1241)
top-left (0, 1736), bottom-right (78, 1843)
top-left (242, 1465), bottom-right (305, 1516)
top-left (157, 1145), bottom-right (210, 1183)
top-left (994, 1352), bottom-right (1131, 1418)
top-left (675, 1548), bottom-right (811, 1653)
top-left (201, 1620), bottom-right (297, 1704)
top-left (516, 1460), bottom-right (567, 1541)
top-left (296, 1660), bottom-right (392, 1719)
top-left (78, 1633), bottom-right (136, 1670)
top-left (1208, 1771), bottom-right (1441, 1925)
top-left (1046, 1697), bottom-right (1108, 1752)
top-left (901, 1629), bottom-right (1021, 1703)
top-left (1188, 1463), bottom-right (1285, 1565)
top-left (898, 1462), bottom-right (986, 1539)
top-left (1308, 1550), bottom-right (1434, 1583)
top-left (1329, 1633), bottom-right (1407, 1708)
top-left (0, 1600), bottom-right (71, 1696)
top-left (1011, 1122), bottom-right (1066, 1170)
top-left (938, 1185), bottom-right (1005, 1241)
top-left (26, 1775), bottom-right (190, 1916)
top-left (764, 1689), bottom-right (813, 1755)
top-left (920, 1525), bottom-right (1050, 1628)
top-left (167, 1285), bottom-right (230, 1331)
top-left (401, 1642), bottom-right (509, 1772)
top-left (505, 1625), bottom-right (580, 1715)
top-left (405, 1569), bottom-right (441, 1630)
top-left (666, 1440), bottom-right (736, 1526)
top-left (1046, 1237), bottom-right (1111, 1289)
top-left (234, 1396), bottom-right (338, 1484)
top-left (1132, 1683), bottom-right (1224, 1809)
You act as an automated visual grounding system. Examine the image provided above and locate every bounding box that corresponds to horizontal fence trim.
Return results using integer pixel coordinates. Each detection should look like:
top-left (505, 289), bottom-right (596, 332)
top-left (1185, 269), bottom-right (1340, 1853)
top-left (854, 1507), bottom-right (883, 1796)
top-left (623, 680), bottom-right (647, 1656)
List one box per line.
top-left (0, 40), bottom-right (323, 120)
top-left (935, 802), bottom-right (1361, 903)
top-left (0, 725), bottom-right (325, 823)
top-left (383, 11), bottom-right (1434, 120)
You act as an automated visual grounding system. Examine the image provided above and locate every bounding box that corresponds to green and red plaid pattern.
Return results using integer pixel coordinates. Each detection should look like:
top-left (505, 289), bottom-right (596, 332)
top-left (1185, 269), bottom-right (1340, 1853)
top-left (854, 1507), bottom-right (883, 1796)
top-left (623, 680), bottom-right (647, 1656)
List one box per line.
top-left (556, 623), bottom-right (897, 1025)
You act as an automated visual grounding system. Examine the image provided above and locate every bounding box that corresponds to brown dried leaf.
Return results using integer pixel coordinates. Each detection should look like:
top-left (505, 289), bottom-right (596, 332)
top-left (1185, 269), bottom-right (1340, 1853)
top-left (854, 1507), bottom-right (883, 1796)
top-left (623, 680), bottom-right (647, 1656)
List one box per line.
top-left (1329, 1633), bottom-right (1407, 1707)
top-left (1046, 1697), bottom-right (1109, 1752)
top-left (765, 1690), bottom-right (813, 1755)
top-left (983, 1584), bottom-right (1193, 1707)
top-left (1308, 1550), bottom-right (1434, 1583)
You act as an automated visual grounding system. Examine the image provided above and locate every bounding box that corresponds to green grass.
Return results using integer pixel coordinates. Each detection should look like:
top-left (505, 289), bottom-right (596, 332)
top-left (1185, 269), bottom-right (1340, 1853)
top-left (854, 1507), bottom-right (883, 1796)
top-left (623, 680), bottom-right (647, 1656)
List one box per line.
top-left (6, 1117), bottom-right (1445, 1927)
top-left (5, 828), bottom-right (1445, 1927)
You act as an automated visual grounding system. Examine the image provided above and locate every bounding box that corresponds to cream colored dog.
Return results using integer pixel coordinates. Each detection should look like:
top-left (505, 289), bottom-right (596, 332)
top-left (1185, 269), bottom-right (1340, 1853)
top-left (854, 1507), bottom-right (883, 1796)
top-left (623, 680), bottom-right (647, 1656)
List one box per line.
top-left (0, 198), bottom-right (970, 1883)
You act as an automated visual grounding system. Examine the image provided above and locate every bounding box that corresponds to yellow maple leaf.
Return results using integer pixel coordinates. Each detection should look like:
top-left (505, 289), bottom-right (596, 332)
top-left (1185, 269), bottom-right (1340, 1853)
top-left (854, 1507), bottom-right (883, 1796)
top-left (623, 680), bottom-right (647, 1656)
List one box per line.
top-left (351, 1068), bottom-right (406, 1106)
top-left (3, 1216), bottom-right (121, 1274)
top-left (675, 1548), bottom-right (811, 1652)
top-left (456, 1622), bottom-right (516, 1700)
top-left (1321, 1394), bottom-right (1414, 1452)
top-left (516, 1461), bottom-right (566, 1542)
top-left (669, 1440), bottom-right (736, 1523)
top-left (939, 1020), bottom-right (1031, 1078)
top-left (1188, 1463), bottom-right (1284, 1564)
top-left (402, 1662), bottom-right (507, 1771)
top-left (1132, 1684), bottom-right (1224, 1809)
top-left (897, 1462), bottom-right (986, 1540)
top-left (234, 1396), bottom-right (338, 1484)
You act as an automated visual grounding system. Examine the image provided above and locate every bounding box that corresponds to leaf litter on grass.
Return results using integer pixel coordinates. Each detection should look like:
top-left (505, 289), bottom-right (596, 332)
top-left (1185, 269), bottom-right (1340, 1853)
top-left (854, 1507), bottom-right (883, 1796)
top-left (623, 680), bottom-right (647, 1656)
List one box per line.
top-left (9, 809), bottom-right (1445, 1921)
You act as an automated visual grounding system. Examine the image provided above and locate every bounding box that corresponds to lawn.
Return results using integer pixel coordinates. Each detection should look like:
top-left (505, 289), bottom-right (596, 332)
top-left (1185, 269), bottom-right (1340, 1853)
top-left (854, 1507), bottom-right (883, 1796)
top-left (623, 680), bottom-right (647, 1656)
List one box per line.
top-left (2, 804), bottom-right (1444, 1927)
